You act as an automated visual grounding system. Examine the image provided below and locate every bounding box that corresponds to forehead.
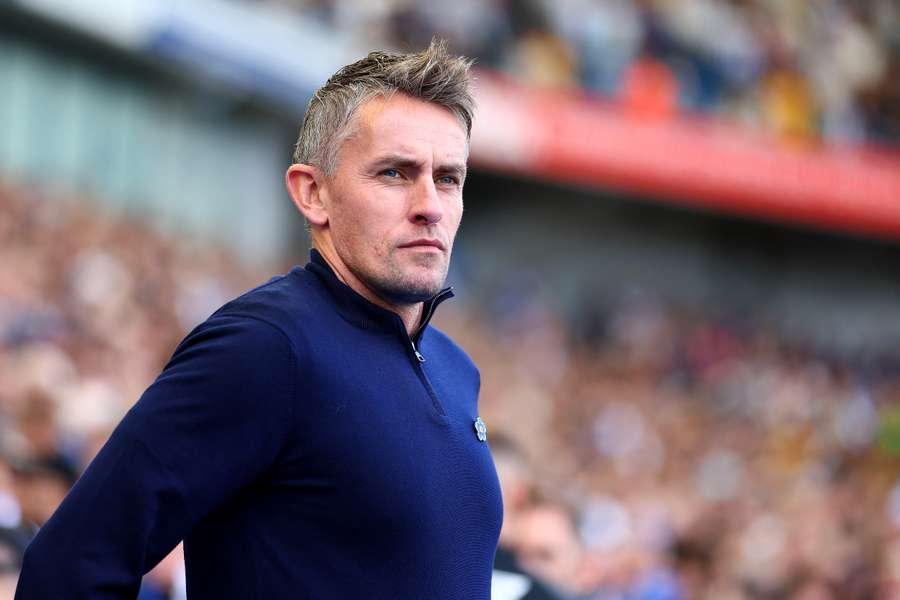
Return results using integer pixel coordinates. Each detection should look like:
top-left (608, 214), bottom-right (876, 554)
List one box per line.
top-left (346, 93), bottom-right (469, 162)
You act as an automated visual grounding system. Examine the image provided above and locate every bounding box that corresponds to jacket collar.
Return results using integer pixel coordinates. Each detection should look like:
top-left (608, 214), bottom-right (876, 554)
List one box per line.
top-left (304, 249), bottom-right (454, 340)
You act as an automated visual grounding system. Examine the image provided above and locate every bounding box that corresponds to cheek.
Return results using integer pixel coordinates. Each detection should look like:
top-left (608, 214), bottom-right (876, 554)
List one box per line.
top-left (444, 201), bottom-right (464, 237)
top-left (332, 203), bottom-right (393, 255)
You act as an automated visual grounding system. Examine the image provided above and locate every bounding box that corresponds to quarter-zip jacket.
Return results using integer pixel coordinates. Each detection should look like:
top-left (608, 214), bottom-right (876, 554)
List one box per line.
top-left (16, 250), bottom-right (503, 599)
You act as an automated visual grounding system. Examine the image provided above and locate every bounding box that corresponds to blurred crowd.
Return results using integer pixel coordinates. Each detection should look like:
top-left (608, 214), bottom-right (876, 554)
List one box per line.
top-left (282, 0), bottom-right (900, 147)
top-left (444, 276), bottom-right (900, 598)
top-left (3, 176), bottom-right (900, 600)
top-left (0, 180), bottom-right (257, 598)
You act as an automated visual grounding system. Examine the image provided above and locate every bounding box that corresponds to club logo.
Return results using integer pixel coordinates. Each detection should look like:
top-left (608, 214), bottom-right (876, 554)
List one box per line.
top-left (473, 416), bottom-right (488, 442)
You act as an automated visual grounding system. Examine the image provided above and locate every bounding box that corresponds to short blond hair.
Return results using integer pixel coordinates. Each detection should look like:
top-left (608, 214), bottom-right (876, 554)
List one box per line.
top-left (292, 39), bottom-right (475, 176)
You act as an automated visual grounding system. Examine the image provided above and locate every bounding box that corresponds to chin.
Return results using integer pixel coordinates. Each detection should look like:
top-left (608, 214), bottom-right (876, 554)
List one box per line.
top-left (356, 257), bottom-right (447, 304)
top-left (378, 274), bottom-right (445, 304)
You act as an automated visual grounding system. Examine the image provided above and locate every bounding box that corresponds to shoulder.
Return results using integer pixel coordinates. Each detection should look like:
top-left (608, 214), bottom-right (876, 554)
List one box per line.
top-left (215, 267), bottom-right (322, 324)
top-left (165, 268), bottom-right (323, 371)
top-left (188, 266), bottom-right (330, 354)
top-left (165, 311), bottom-right (298, 385)
top-left (135, 307), bottom-right (301, 449)
top-left (422, 325), bottom-right (480, 381)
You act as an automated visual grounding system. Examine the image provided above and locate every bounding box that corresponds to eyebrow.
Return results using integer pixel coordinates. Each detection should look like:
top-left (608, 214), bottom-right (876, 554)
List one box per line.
top-left (370, 154), bottom-right (467, 178)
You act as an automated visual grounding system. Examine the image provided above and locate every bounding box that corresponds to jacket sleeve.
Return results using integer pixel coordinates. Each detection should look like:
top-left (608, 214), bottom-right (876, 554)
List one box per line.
top-left (15, 313), bottom-right (298, 599)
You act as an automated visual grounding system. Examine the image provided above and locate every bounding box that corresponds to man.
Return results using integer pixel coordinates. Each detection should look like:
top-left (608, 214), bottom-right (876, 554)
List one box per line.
top-left (15, 40), bottom-right (502, 599)
top-left (515, 503), bottom-right (586, 599)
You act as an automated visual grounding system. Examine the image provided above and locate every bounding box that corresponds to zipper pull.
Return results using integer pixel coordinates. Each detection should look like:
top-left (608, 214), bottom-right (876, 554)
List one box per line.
top-left (411, 341), bottom-right (426, 363)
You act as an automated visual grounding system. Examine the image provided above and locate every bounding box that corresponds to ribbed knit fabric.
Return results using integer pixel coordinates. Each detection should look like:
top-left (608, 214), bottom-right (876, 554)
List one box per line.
top-left (16, 250), bottom-right (503, 599)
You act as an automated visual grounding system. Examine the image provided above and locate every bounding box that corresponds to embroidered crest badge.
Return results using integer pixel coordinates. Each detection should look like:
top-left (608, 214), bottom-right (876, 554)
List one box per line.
top-left (473, 416), bottom-right (488, 442)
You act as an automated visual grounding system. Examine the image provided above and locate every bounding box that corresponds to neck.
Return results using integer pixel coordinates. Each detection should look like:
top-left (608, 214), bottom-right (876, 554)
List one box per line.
top-left (312, 240), bottom-right (424, 336)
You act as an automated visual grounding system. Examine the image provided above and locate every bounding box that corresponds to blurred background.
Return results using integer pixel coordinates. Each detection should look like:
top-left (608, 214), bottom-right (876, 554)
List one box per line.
top-left (2, 0), bottom-right (900, 598)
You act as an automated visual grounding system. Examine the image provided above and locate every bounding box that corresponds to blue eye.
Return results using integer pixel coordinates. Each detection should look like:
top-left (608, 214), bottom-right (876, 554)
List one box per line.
top-left (382, 169), bottom-right (400, 178)
top-left (438, 175), bottom-right (458, 185)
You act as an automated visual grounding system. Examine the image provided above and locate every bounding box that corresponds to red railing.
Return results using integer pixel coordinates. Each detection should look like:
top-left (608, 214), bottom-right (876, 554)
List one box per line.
top-left (471, 71), bottom-right (900, 241)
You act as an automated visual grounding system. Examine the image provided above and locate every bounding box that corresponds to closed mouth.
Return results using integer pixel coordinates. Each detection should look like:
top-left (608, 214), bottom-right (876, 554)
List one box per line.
top-left (399, 239), bottom-right (445, 251)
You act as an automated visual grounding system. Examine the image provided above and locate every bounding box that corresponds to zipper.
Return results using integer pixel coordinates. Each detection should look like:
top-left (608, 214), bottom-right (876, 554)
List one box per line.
top-left (411, 340), bottom-right (425, 363)
top-left (409, 337), bottom-right (444, 416)
top-left (410, 287), bottom-right (454, 357)
top-left (404, 287), bottom-right (454, 416)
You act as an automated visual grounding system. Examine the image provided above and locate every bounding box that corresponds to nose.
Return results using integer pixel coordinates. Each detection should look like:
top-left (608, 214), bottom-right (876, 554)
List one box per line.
top-left (411, 176), bottom-right (444, 225)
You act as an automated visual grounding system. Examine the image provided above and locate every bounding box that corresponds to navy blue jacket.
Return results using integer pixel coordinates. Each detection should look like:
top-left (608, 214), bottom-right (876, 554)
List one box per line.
top-left (16, 250), bottom-right (503, 599)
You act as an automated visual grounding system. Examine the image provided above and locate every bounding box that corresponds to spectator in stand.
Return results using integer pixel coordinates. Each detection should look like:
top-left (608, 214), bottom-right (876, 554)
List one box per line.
top-left (492, 433), bottom-right (563, 600)
top-left (515, 502), bottom-right (587, 598)
top-left (9, 456), bottom-right (77, 537)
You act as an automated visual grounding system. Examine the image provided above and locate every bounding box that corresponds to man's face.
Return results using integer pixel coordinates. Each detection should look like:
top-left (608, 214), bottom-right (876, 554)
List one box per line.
top-left (516, 506), bottom-right (584, 592)
top-left (318, 93), bottom-right (467, 304)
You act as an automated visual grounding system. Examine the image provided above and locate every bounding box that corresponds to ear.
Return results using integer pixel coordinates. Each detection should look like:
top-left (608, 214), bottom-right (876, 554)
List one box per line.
top-left (285, 163), bottom-right (329, 227)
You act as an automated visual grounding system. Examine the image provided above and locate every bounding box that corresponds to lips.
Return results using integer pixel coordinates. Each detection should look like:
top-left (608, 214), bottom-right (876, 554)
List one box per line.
top-left (398, 239), bottom-right (446, 251)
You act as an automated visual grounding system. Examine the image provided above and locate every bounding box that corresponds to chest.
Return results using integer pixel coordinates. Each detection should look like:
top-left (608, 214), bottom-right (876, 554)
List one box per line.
top-left (274, 332), bottom-right (501, 544)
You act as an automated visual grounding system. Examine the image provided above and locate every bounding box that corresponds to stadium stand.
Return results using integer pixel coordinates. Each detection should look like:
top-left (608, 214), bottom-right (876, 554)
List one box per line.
top-left (285, 0), bottom-right (900, 146)
top-left (3, 1), bottom-right (900, 598)
top-left (3, 173), bottom-right (900, 597)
